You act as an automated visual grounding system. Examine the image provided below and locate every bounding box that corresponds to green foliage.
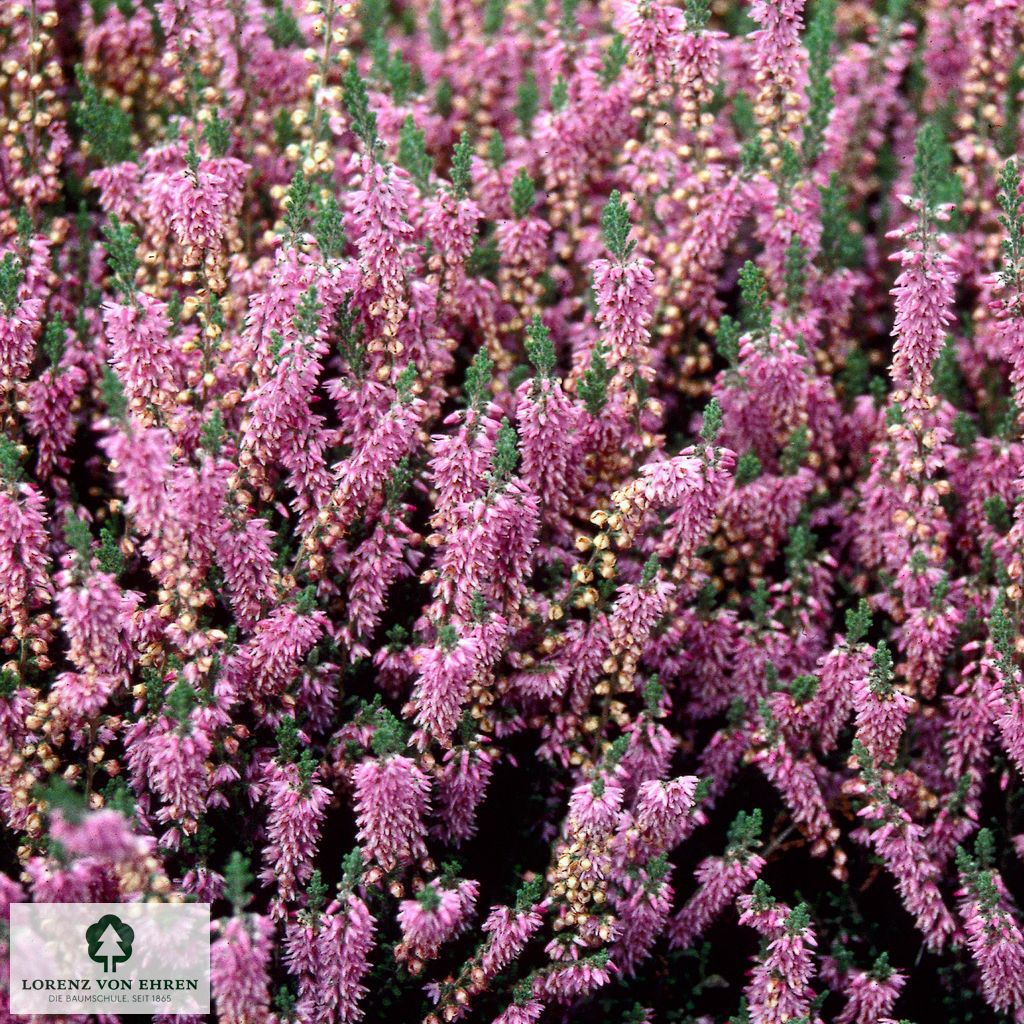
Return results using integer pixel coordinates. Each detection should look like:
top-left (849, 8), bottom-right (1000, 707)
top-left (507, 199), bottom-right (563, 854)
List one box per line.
top-left (63, 510), bottom-right (93, 565)
top-left (525, 316), bottom-right (556, 378)
top-left (739, 261), bottom-right (771, 336)
top-left (265, 0), bottom-right (305, 47)
top-left (342, 65), bottom-right (380, 153)
top-left (395, 362), bottom-right (417, 404)
top-left (371, 34), bottom-right (415, 104)
top-left (417, 883), bottom-right (442, 912)
top-left (224, 851), bottom-right (254, 912)
top-left (510, 168), bottom-right (535, 219)
top-left (464, 347), bottom-right (493, 412)
top-left (997, 158), bottom-right (1024, 293)
top-left (450, 132), bottom-right (473, 199)
top-left (802, 0), bottom-right (835, 165)
top-left (819, 174), bottom-right (862, 270)
top-left (487, 131), bottom-right (506, 168)
top-left (726, 808), bottom-right (763, 859)
top-left (0, 668), bottom-right (19, 699)
top-left (101, 366), bottom-right (128, 420)
top-left (342, 847), bottom-right (364, 889)
top-left (74, 66), bottom-right (134, 164)
top-left (715, 314), bottom-right (741, 367)
top-left (750, 879), bottom-right (776, 913)
top-left (932, 336), bottom-right (962, 404)
top-left (780, 423), bottom-right (809, 474)
top-left (294, 285), bottom-right (322, 338)
top-left (0, 252), bottom-right (23, 314)
top-left (786, 903), bottom-right (812, 935)
top-left (790, 674), bottom-right (818, 704)
top-left (984, 494), bottom-right (1012, 534)
top-left (912, 120), bottom-right (959, 213)
top-left (579, 339), bottom-right (613, 416)
top-left (734, 451), bottom-right (761, 485)
top-left (41, 314), bottom-right (66, 369)
top-left (601, 190), bottom-right (635, 261)
top-left (868, 639), bottom-right (894, 696)
top-left (284, 169), bottom-right (313, 240)
top-left (515, 71), bottom-right (540, 133)
top-left (200, 409), bottom-right (225, 456)
top-left (492, 418), bottom-right (520, 482)
top-left (277, 715), bottom-right (301, 763)
top-left (845, 598), bottom-right (872, 645)
top-left (97, 526), bottom-right (125, 577)
top-left (989, 591), bottom-right (1015, 685)
top-left (701, 397), bottom-right (723, 443)
top-left (167, 677), bottom-right (198, 725)
top-left (102, 215), bottom-right (140, 298)
top-left (684, 0), bottom-right (710, 30)
top-left (551, 75), bottom-right (568, 113)
top-left (640, 553), bottom-right (660, 586)
top-left (435, 78), bottom-right (453, 117)
top-left (386, 456), bottom-right (413, 508)
top-left (305, 870), bottom-right (328, 916)
top-left (483, 0), bottom-right (507, 33)
top-left (398, 115), bottom-right (432, 191)
top-left (314, 192), bottom-right (346, 258)
top-left (371, 706), bottom-right (408, 757)
top-left (600, 34), bottom-right (628, 86)
top-left (203, 110), bottom-right (232, 157)
top-left (783, 236), bottom-right (807, 311)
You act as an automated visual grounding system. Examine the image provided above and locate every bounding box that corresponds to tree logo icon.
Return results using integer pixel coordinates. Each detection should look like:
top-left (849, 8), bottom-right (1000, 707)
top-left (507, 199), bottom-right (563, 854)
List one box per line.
top-left (86, 914), bottom-right (134, 973)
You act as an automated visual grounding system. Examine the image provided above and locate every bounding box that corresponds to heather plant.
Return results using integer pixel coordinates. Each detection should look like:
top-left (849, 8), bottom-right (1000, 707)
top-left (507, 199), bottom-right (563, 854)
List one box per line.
top-left (2, 0), bottom-right (1024, 1022)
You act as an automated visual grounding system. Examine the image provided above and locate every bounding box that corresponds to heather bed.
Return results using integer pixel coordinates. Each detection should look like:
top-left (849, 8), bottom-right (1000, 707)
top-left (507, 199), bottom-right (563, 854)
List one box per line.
top-left (2, 0), bottom-right (1024, 1022)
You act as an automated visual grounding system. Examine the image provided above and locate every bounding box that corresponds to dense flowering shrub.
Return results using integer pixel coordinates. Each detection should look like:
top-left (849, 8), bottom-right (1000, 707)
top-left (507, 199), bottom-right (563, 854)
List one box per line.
top-left (3, 0), bottom-right (1024, 1021)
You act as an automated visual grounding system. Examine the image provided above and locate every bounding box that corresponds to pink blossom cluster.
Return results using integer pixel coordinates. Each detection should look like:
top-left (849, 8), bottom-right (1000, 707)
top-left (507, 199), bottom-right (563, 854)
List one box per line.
top-left (3, 0), bottom-right (1024, 1022)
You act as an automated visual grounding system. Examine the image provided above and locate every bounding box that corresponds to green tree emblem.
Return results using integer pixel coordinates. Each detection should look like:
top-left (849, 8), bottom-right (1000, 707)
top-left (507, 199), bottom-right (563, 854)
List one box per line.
top-left (86, 914), bottom-right (134, 973)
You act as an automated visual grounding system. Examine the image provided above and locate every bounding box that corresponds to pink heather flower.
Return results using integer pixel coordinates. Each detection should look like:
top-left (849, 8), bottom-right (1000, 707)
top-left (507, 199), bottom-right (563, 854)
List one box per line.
top-left (411, 631), bottom-right (485, 746)
top-left (532, 955), bottom-right (614, 1001)
top-left (348, 156), bottom-right (416, 329)
top-left (259, 758), bottom-right (331, 905)
top-left (613, 867), bottom-right (673, 975)
top-left (481, 899), bottom-right (545, 978)
top-left (398, 877), bottom-right (478, 958)
top-left (103, 293), bottom-right (180, 414)
top-left (889, 237), bottom-right (957, 393)
top-left (0, 482), bottom-right (52, 625)
top-left (613, 0), bottom-right (684, 88)
top-left (320, 893), bottom-right (377, 1024)
top-left (669, 852), bottom-right (766, 950)
top-left (211, 914), bottom-right (274, 1024)
top-left (738, 889), bottom-right (817, 1024)
top-left (0, 294), bottom-right (42, 388)
top-left (25, 361), bottom-right (86, 479)
top-left (244, 602), bottom-right (326, 699)
top-left (214, 515), bottom-right (277, 631)
top-left (834, 961), bottom-right (906, 1024)
top-left (631, 776), bottom-right (702, 853)
top-left (56, 569), bottom-right (138, 678)
top-left (495, 217), bottom-right (551, 276)
top-left (591, 256), bottom-right (655, 379)
top-left (143, 716), bottom-right (214, 832)
top-left (433, 746), bottom-right (493, 845)
top-left (516, 375), bottom-right (582, 535)
top-left (48, 808), bottom-right (150, 862)
top-left (352, 753), bottom-right (431, 871)
top-left (853, 777), bottom-right (956, 950)
top-left (853, 646), bottom-right (915, 765)
top-left (958, 859), bottom-right (1024, 1019)
top-left (491, 1000), bottom-right (544, 1024)
top-left (163, 157), bottom-right (248, 252)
